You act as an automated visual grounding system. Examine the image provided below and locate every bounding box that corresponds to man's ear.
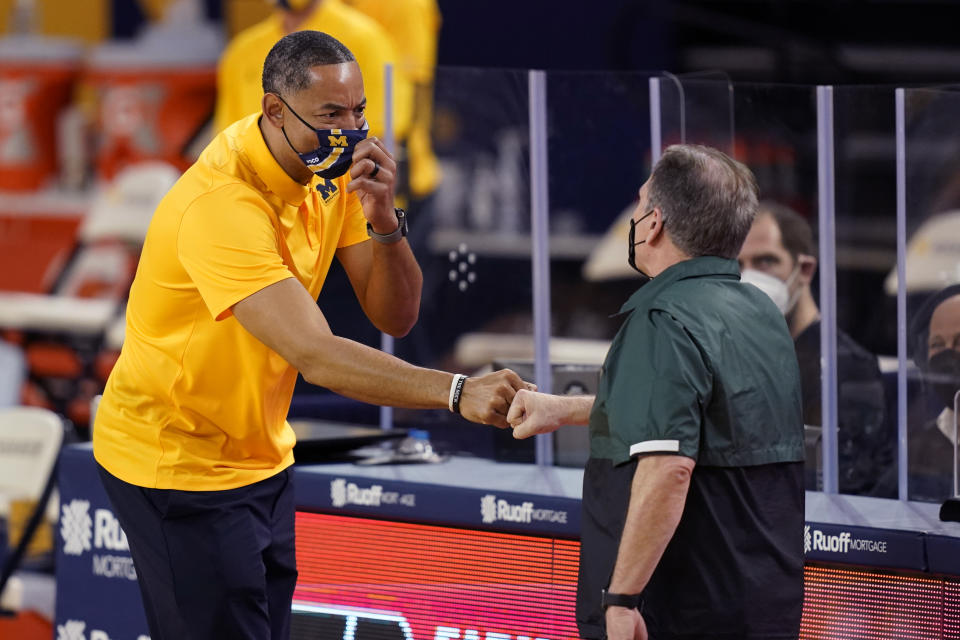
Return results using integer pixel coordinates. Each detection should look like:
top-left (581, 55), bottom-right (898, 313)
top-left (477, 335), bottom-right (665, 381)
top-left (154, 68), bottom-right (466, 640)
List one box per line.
top-left (645, 208), bottom-right (665, 245)
top-left (797, 253), bottom-right (817, 285)
top-left (262, 93), bottom-right (284, 129)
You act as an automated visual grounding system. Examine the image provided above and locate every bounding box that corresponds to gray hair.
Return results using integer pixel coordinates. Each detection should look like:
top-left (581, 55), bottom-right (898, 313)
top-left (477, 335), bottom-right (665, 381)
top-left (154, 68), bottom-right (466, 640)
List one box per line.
top-left (647, 144), bottom-right (759, 259)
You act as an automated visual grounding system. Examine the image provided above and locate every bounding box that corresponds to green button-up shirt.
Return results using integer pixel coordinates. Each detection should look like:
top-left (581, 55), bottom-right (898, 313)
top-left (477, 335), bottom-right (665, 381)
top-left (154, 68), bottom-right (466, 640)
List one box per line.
top-left (589, 255), bottom-right (804, 467)
top-left (578, 256), bottom-right (806, 639)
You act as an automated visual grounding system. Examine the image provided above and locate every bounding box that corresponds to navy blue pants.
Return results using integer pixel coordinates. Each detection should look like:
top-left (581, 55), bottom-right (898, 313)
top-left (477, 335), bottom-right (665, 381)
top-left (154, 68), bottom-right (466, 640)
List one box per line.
top-left (97, 465), bottom-right (298, 640)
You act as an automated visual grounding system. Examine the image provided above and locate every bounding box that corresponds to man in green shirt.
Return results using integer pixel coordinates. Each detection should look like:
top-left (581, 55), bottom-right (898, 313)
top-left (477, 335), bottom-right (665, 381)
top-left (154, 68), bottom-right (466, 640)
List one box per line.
top-left (508, 144), bottom-right (805, 640)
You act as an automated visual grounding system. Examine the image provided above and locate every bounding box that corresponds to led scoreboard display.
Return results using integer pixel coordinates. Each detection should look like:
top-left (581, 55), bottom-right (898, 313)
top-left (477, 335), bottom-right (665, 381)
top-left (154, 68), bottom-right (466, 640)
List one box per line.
top-left (293, 511), bottom-right (960, 640)
top-left (293, 512), bottom-right (581, 640)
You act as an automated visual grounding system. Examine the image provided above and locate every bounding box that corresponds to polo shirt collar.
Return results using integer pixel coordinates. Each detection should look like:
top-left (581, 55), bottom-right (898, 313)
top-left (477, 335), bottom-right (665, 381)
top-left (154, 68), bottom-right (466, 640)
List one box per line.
top-left (618, 256), bottom-right (740, 314)
top-left (240, 116), bottom-right (317, 207)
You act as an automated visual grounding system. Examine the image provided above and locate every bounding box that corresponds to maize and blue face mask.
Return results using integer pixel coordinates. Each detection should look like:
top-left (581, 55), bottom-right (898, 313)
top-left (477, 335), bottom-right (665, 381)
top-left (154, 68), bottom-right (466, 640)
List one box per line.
top-left (277, 95), bottom-right (368, 180)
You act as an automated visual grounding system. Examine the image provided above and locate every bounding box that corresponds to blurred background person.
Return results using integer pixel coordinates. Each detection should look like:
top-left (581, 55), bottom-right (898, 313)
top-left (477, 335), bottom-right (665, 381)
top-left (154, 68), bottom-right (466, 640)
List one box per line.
top-left (343, 0), bottom-right (441, 217)
top-left (738, 201), bottom-right (892, 496)
top-left (903, 284), bottom-right (960, 502)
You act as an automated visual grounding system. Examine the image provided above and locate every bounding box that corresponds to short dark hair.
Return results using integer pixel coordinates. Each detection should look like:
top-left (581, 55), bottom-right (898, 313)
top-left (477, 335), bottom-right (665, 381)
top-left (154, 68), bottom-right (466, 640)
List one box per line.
top-left (262, 30), bottom-right (355, 96)
top-left (647, 144), bottom-right (759, 260)
top-left (758, 201), bottom-right (816, 261)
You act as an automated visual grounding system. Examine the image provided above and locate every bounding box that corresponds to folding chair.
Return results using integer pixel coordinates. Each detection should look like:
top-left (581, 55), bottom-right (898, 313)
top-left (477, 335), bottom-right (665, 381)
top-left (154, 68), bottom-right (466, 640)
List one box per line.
top-left (0, 407), bottom-right (64, 616)
top-left (0, 163), bottom-right (180, 428)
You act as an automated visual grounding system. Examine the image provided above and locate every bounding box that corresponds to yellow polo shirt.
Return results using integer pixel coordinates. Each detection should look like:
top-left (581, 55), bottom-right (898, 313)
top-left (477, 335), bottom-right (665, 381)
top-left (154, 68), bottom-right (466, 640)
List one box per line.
top-left (214, 0), bottom-right (412, 143)
top-left (93, 113), bottom-right (368, 490)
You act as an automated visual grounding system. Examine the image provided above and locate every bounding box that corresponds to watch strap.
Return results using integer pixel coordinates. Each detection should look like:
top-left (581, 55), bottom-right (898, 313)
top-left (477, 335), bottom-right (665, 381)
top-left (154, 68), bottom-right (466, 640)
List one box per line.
top-left (601, 588), bottom-right (643, 611)
top-left (367, 208), bottom-right (408, 244)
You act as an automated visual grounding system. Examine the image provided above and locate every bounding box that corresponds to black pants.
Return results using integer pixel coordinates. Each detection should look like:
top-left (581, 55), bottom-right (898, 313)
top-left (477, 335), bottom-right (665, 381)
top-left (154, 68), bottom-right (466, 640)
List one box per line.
top-left (97, 465), bottom-right (298, 640)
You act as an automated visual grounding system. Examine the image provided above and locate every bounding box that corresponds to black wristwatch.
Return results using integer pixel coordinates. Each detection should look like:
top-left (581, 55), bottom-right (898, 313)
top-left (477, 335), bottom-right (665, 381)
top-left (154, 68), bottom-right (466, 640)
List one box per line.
top-left (367, 207), bottom-right (408, 244)
top-left (601, 588), bottom-right (643, 611)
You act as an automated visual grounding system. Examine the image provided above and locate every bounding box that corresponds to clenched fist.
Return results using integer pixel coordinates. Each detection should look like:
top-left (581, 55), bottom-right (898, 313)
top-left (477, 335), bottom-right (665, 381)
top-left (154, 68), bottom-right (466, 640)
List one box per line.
top-left (507, 390), bottom-right (595, 439)
top-left (458, 369), bottom-right (536, 429)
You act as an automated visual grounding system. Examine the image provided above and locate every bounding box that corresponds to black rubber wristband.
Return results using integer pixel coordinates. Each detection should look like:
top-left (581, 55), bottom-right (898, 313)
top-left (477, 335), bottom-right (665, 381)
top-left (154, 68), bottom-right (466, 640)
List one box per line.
top-left (451, 375), bottom-right (467, 414)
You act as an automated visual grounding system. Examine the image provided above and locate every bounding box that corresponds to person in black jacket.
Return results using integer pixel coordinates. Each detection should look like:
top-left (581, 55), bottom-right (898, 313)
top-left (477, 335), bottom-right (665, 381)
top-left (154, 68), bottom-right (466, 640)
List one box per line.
top-left (739, 202), bottom-right (891, 496)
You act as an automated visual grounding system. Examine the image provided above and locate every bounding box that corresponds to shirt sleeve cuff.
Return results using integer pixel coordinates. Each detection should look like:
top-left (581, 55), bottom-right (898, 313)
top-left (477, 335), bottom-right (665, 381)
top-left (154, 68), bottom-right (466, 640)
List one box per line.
top-left (629, 439), bottom-right (681, 456)
top-left (212, 273), bottom-right (294, 321)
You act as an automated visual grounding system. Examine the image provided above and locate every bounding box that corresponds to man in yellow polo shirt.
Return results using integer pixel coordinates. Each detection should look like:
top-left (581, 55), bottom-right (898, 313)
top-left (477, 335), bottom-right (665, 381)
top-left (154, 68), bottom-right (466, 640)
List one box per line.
top-left (94, 31), bottom-right (526, 640)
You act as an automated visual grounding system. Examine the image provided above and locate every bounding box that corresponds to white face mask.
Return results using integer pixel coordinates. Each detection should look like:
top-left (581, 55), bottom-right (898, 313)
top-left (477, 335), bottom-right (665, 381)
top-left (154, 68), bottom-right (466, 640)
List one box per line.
top-left (741, 266), bottom-right (801, 315)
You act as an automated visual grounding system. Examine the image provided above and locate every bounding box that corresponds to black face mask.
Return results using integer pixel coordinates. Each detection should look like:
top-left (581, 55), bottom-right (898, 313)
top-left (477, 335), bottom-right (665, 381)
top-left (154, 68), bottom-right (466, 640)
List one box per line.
top-left (627, 209), bottom-right (655, 278)
top-left (928, 349), bottom-right (960, 410)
